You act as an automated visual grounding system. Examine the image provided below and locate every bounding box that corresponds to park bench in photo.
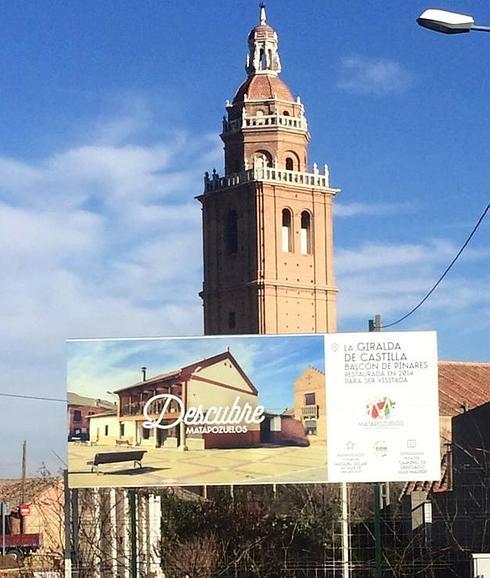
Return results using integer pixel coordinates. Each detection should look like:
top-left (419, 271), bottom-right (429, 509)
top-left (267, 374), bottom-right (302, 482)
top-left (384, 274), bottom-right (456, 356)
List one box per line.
top-left (89, 450), bottom-right (147, 475)
top-left (115, 438), bottom-right (132, 446)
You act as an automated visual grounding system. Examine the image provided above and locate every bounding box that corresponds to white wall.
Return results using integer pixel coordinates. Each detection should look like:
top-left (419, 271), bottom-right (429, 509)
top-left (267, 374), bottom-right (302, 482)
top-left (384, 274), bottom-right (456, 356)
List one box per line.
top-left (187, 368), bottom-right (261, 432)
top-left (89, 415), bottom-right (119, 444)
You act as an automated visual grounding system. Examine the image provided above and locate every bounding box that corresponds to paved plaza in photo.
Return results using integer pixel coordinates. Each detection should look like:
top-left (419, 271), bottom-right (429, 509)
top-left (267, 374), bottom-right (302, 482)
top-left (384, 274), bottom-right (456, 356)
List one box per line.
top-left (68, 441), bottom-right (328, 488)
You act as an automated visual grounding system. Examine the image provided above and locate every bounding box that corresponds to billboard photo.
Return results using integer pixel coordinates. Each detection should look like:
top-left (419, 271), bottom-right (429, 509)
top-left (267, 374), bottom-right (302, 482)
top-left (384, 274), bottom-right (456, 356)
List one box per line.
top-left (67, 334), bottom-right (328, 488)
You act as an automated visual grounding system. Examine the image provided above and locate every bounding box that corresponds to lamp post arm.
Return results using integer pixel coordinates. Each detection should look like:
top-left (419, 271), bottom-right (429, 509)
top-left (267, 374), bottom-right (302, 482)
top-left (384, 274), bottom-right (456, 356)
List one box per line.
top-left (471, 25), bottom-right (490, 32)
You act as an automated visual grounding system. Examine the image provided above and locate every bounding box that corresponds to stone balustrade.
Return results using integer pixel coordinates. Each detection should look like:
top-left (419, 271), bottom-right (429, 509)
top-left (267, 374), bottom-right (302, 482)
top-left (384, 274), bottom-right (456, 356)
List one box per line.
top-left (204, 164), bottom-right (330, 193)
top-left (223, 112), bottom-right (307, 134)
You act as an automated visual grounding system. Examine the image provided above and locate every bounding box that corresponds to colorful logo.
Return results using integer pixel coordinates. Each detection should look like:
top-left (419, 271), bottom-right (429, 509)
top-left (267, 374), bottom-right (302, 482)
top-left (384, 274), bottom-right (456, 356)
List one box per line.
top-left (366, 397), bottom-right (396, 420)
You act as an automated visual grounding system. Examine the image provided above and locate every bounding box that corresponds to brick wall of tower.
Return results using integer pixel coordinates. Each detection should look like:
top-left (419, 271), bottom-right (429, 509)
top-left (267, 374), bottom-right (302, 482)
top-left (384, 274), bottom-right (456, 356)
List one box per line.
top-left (200, 177), bottom-right (337, 335)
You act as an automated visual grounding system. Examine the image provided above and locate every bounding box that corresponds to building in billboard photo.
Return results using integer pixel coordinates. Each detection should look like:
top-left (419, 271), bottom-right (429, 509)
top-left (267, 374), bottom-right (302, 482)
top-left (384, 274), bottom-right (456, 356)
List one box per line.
top-left (293, 366), bottom-right (327, 439)
top-left (67, 392), bottom-right (116, 441)
top-left (67, 335), bottom-right (328, 488)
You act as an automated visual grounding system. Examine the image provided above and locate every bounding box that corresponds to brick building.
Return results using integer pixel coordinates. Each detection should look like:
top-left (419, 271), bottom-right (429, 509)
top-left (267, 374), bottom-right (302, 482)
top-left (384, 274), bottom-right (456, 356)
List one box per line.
top-left (67, 392), bottom-right (115, 442)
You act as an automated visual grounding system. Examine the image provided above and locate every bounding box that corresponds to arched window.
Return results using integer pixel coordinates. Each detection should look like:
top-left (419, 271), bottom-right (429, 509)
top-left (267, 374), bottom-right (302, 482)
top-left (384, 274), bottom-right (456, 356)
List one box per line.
top-left (253, 150), bottom-right (273, 168)
top-left (283, 110), bottom-right (290, 116)
top-left (284, 151), bottom-right (299, 171)
top-left (226, 209), bottom-right (238, 254)
top-left (300, 211), bottom-right (312, 255)
top-left (282, 209), bottom-right (292, 253)
top-left (259, 49), bottom-right (267, 70)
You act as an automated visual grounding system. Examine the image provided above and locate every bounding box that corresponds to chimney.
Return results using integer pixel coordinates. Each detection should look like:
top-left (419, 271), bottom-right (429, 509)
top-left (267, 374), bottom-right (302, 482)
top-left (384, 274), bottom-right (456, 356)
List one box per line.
top-left (141, 367), bottom-right (147, 381)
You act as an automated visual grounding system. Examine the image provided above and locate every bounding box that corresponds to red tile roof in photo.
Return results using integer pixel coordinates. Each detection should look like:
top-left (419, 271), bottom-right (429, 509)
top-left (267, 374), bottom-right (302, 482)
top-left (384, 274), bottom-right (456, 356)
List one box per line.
top-left (438, 361), bottom-right (490, 416)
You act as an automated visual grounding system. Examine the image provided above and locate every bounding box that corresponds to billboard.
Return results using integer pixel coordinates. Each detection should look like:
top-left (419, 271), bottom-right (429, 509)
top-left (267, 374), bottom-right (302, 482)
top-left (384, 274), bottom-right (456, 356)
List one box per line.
top-left (325, 331), bottom-right (440, 482)
top-left (67, 334), bottom-right (328, 488)
top-left (67, 331), bottom-right (440, 488)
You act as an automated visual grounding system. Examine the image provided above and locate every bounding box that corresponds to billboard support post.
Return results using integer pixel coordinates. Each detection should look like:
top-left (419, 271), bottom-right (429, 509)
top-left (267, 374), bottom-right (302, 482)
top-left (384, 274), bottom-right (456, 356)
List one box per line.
top-left (369, 315), bottom-right (383, 578)
top-left (1, 502), bottom-right (6, 556)
top-left (129, 489), bottom-right (138, 578)
top-left (63, 470), bottom-right (72, 578)
top-left (374, 483), bottom-right (382, 578)
top-left (341, 482), bottom-right (350, 578)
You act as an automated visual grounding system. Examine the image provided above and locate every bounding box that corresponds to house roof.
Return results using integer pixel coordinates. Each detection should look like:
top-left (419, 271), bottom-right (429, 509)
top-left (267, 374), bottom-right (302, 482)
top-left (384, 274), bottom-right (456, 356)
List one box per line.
top-left (67, 392), bottom-right (115, 409)
top-left (438, 361), bottom-right (490, 416)
top-left (400, 364), bottom-right (490, 498)
top-left (0, 477), bottom-right (61, 508)
top-left (113, 350), bottom-right (258, 395)
top-left (87, 410), bottom-right (117, 419)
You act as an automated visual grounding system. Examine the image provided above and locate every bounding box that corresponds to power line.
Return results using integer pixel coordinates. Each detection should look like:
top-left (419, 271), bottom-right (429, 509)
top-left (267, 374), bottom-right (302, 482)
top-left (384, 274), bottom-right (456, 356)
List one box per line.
top-left (383, 202), bottom-right (490, 329)
top-left (0, 392), bottom-right (66, 403)
top-left (51, 448), bottom-right (68, 467)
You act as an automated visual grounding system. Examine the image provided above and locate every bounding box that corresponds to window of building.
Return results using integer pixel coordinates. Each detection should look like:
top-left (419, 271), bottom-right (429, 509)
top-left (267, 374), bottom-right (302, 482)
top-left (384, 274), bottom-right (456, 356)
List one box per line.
top-left (305, 420), bottom-right (317, 436)
top-left (120, 423), bottom-right (125, 437)
top-left (282, 208), bottom-right (292, 252)
top-left (300, 211), bottom-right (312, 255)
top-left (104, 425), bottom-right (109, 436)
top-left (304, 392), bottom-right (316, 406)
top-left (226, 209), bottom-right (238, 254)
top-left (284, 151), bottom-right (299, 170)
top-left (228, 312), bottom-right (236, 329)
top-left (73, 410), bottom-right (82, 422)
top-left (259, 49), bottom-right (266, 70)
top-left (253, 150), bottom-right (272, 168)
top-left (142, 427), bottom-right (150, 440)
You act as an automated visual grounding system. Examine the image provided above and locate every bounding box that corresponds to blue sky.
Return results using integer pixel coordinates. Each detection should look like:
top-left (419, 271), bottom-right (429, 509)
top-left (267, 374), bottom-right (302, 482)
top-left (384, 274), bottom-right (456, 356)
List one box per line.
top-left (67, 335), bottom-right (325, 413)
top-left (0, 1), bottom-right (489, 476)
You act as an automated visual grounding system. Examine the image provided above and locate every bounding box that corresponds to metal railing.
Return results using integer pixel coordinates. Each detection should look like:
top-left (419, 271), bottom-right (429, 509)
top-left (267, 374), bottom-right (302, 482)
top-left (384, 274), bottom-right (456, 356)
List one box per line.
top-left (301, 404), bottom-right (319, 419)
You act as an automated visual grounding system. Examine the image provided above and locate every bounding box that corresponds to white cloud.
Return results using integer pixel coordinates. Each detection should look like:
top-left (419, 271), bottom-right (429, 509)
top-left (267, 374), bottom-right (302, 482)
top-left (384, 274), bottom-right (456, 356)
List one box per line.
top-left (334, 201), bottom-right (406, 218)
top-left (336, 240), bottom-right (452, 275)
top-left (336, 239), bottom-right (490, 327)
top-left (337, 56), bottom-right (414, 95)
top-left (0, 108), bottom-right (220, 475)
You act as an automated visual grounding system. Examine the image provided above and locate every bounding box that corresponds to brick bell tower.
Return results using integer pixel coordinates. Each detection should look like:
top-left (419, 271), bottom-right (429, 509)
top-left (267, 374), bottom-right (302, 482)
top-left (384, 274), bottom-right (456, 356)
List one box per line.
top-left (198, 4), bottom-right (338, 335)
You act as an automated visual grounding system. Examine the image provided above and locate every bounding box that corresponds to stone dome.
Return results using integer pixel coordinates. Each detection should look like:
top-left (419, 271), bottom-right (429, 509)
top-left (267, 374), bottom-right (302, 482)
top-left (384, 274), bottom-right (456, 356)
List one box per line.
top-left (233, 74), bottom-right (293, 103)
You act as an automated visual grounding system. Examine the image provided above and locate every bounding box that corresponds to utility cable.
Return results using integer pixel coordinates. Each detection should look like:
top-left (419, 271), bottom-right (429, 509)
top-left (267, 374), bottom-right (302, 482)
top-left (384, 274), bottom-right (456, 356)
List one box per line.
top-left (382, 202), bottom-right (489, 329)
top-left (0, 392), bottom-right (66, 403)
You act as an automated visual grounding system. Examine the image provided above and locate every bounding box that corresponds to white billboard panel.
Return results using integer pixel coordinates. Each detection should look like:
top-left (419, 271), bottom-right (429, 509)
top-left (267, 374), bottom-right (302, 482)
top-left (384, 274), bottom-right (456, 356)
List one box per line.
top-left (325, 331), bottom-right (440, 482)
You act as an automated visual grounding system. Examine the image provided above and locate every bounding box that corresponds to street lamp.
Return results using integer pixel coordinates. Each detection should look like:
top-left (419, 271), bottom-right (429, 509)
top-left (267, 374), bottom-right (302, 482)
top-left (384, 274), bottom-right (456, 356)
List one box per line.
top-left (417, 9), bottom-right (490, 34)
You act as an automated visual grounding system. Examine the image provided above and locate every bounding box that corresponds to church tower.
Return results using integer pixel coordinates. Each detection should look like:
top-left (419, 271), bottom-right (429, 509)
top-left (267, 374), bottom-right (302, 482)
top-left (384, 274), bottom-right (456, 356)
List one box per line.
top-left (198, 5), bottom-right (338, 335)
